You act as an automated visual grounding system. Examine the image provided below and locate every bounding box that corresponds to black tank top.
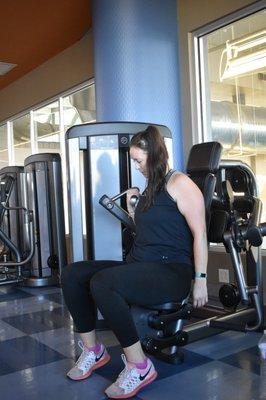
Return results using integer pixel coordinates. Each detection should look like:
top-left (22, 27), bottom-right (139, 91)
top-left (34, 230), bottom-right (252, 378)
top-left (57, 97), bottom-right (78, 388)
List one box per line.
top-left (128, 170), bottom-right (193, 265)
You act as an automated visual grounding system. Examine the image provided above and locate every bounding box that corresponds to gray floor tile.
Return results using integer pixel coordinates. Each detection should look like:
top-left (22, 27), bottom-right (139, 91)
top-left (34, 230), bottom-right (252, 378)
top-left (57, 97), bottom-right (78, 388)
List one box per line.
top-left (0, 286), bottom-right (34, 302)
top-left (0, 296), bottom-right (62, 318)
top-left (31, 327), bottom-right (79, 358)
top-left (0, 319), bottom-right (25, 341)
top-left (221, 345), bottom-right (261, 375)
top-left (141, 361), bottom-right (261, 400)
top-left (0, 281), bottom-right (264, 400)
top-left (3, 307), bottom-right (73, 334)
top-left (31, 328), bottom-right (119, 358)
top-left (186, 330), bottom-right (261, 359)
top-left (0, 336), bottom-right (66, 375)
top-left (0, 358), bottom-right (111, 400)
top-left (41, 292), bottom-right (66, 305)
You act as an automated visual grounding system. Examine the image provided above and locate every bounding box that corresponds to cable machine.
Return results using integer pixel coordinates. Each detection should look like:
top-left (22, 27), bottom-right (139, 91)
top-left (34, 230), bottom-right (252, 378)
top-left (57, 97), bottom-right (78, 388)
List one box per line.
top-left (24, 153), bottom-right (66, 286)
top-left (66, 121), bottom-right (173, 263)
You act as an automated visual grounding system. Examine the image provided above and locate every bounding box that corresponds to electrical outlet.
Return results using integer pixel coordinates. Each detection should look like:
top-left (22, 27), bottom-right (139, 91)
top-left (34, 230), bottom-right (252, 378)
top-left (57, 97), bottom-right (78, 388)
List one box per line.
top-left (219, 268), bottom-right (230, 283)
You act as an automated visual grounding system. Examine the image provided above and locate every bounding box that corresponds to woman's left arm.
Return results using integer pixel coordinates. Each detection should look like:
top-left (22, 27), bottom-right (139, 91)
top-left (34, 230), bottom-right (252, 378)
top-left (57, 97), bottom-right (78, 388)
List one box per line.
top-left (168, 174), bottom-right (208, 308)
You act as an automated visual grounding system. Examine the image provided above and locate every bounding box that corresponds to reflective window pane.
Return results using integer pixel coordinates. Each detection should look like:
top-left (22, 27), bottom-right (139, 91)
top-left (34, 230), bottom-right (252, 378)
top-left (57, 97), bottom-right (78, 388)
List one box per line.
top-left (13, 114), bottom-right (31, 165)
top-left (34, 101), bottom-right (60, 153)
top-left (0, 124), bottom-right (8, 168)
top-left (62, 84), bottom-right (96, 131)
top-left (0, 82), bottom-right (96, 237)
top-left (62, 85), bottom-right (95, 235)
top-left (200, 9), bottom-right (266, 245)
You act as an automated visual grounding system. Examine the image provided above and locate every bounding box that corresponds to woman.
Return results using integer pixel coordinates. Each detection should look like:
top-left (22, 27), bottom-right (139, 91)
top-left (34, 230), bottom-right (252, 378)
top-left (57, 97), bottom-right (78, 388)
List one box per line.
top-left (61, 125), bottom-right (208, 399)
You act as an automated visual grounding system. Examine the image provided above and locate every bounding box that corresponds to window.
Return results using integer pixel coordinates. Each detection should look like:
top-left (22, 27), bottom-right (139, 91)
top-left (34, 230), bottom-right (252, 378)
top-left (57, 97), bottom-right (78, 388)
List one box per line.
top-left (0, 124), bottom-right (8, 168)
top-left (61, 84), bottom-right (96, 234)
top-left (34, 101), bottom-right (60, 154)
top-left (195, 8), bottom-right (266, 246)
top-left (13, 114), bottom-right (31, 165)
top-left (62, 84), bottom-right (96, 131)
top-left (0, 81), bottom-right (96, 234)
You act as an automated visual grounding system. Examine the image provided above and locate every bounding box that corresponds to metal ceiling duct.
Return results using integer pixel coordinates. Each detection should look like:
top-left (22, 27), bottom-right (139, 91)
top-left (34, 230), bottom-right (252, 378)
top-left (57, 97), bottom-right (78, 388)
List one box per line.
top-left (211, 101), bottom-right (266, 153)
top-left (10, 99), bottom-right (266, 154)
top-left (69, 90), bottom-right (96, 123)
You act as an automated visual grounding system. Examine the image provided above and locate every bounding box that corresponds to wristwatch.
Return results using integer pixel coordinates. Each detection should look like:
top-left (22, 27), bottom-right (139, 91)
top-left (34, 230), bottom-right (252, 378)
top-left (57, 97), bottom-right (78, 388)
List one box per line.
top-left (195, 272), bottom-right (207, 279)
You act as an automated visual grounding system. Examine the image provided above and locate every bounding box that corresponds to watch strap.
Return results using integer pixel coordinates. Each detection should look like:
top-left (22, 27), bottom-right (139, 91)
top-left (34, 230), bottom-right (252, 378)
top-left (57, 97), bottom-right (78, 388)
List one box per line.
top-left (195, 272), bottom-right (207, 279)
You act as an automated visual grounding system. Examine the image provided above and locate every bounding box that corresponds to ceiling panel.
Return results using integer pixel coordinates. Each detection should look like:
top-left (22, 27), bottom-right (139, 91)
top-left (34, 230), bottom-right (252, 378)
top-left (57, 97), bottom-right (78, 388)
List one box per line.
top-left (0, 0), bottom-right (92, 90)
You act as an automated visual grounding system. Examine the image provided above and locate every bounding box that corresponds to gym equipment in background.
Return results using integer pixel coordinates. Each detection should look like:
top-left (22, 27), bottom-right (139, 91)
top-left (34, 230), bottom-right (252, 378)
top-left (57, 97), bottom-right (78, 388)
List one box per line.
top-left (0, 168), bottom-right (35, 285)
top-left (0, 166), bottom-right (28, 258)
top-left (24, 153), bottom-right (66, 286)
top-left (66, 122), bottom-right (172, 262)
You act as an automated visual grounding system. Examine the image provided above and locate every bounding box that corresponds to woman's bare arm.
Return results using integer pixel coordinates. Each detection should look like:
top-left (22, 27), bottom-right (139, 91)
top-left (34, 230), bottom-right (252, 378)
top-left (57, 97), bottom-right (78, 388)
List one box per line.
top-left (167, 173), bottom-right (208, 307)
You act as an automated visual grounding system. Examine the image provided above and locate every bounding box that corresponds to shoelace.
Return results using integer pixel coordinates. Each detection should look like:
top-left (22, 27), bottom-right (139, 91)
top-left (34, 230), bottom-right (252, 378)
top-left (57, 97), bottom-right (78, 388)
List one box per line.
top-left (75, 340), bottom-right (95, 372)
top-left (117, 355), bottom-right (131, 382)
top-left (117, 354), bottom-right (141, 391)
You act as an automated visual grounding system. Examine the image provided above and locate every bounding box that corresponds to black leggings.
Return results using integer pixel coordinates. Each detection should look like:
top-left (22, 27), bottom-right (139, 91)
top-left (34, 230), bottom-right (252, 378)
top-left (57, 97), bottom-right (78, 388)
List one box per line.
top-left (61, 260), bottom-right (193, 348)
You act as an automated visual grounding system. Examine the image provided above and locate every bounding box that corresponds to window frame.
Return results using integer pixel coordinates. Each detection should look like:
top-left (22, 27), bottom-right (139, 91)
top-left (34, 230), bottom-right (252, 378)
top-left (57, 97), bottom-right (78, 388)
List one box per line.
top-left (189, 0), bottom-right (266, 254)
top-left (0, 79), bottom-right (95, 234)
top-left (0, 79), bottom-right (95, 163)
top-left (189, 0), bottom-right (265, 144)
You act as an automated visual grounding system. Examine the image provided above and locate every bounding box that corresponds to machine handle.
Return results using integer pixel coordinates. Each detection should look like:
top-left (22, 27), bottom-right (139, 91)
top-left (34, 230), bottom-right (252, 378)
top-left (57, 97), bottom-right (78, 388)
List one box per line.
top-left (111, 187), bottom-right (139, 202)
top-left (0, 204), bottom-right (29, 213)
top-left (240, 221), bottom-right (266, 247)
top-left (130, 195), bottom-right (139, 208)
top-left (99, 194), bottom-right (136, 232)
top-left (259, 222), bottom-right (266, 236)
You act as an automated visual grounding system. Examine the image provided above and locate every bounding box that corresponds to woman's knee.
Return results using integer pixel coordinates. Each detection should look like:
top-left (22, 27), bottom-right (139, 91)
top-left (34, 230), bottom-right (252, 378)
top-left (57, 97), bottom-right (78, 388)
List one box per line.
top-left (61, 260), bottom-right (98, 287)
top-left (90, 270), bottom-right (110, 295)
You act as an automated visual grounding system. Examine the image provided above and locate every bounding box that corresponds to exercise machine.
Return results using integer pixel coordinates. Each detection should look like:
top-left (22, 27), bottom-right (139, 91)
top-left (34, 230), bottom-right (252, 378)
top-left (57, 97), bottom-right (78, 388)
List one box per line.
top-left (66, 122), bottom-right (265, 363)
top-left (0, 166), bottom-right (28, 258)
top-left (0, 170), bottom-right (35, 285)
top-left (23, 153), bottom-right (67, 286)
top-left (66, 121), bottom-right (172, 263)
top-left (100, 141), bottom-right (266, 363)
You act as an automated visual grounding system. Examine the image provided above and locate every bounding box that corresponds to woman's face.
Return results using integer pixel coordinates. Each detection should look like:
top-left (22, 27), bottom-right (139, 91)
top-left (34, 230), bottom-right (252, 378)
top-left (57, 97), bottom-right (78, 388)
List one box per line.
top-left (130, 146), bottom-right (148, 178)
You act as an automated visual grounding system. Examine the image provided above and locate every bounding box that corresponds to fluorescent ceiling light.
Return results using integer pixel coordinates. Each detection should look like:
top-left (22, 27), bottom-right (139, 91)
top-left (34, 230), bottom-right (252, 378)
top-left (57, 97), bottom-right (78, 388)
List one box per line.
top-left (220, 30), bottom-right (266, 81)
top-left (221, 49), bottom-right (266, 80)
top-left (0, 62), bottom-right (17, 76)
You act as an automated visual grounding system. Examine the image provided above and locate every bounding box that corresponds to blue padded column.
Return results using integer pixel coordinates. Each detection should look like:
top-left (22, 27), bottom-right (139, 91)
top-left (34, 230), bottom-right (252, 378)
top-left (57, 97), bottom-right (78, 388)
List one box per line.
top-left (93, 0), bottom-right (184, 169)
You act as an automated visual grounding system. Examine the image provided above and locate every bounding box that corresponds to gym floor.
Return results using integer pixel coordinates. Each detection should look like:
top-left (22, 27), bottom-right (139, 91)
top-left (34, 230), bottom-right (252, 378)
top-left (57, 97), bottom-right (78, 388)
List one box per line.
top-left (0, 284), bottom-right (265, 400)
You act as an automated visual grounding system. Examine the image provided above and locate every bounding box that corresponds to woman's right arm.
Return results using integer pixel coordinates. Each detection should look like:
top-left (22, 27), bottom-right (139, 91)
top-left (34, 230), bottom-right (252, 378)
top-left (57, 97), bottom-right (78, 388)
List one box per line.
top-left (168, 173), bottom-right (208, 308)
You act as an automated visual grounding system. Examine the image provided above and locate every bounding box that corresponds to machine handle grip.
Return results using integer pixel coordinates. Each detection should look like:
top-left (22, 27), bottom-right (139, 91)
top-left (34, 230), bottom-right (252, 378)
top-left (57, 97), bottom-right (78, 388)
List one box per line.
top-left (99, 194), bottom-right (136, 232)
top-left (260, 222), bottom-right (266, 237)
top-left (240, 221), bottom-right (266, 247)
top-left (111, 187), bottom-right (139, 202)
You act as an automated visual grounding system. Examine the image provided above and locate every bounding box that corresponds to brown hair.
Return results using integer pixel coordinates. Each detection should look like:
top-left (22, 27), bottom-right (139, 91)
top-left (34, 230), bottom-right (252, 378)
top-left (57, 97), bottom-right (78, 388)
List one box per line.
top-left (130, 125), bottom-right (169, 210)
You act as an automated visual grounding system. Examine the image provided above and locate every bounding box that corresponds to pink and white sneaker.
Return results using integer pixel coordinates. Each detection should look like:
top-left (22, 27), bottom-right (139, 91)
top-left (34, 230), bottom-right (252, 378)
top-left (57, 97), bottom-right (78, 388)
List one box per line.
top-left (105, 354), bottom-right (157, 399)
top-left (67, 340), bottom-right (110, 380)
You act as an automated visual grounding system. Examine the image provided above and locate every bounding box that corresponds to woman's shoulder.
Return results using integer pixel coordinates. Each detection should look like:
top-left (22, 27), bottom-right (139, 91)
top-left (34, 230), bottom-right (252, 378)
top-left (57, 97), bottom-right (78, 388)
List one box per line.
top-left (168, 171), bottom-right (192, 187)
top-left (167, 171), bottom-right (202, 198)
